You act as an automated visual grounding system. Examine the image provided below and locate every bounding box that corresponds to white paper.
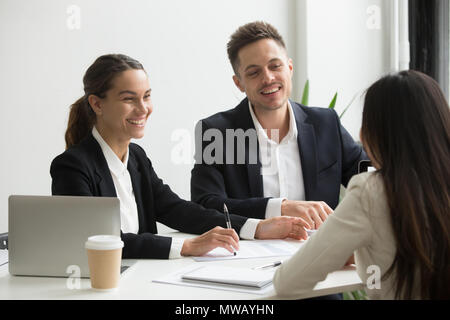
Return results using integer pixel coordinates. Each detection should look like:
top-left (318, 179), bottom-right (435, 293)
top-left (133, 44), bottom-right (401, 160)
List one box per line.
top-left (193, 239), bottom-right (303, 262)
top-left (152, 264), bottom-right (275, 295)
top-left (0, 250), bottom-right (8, 267)
top-left (194, 240), bottom-right (302, 262)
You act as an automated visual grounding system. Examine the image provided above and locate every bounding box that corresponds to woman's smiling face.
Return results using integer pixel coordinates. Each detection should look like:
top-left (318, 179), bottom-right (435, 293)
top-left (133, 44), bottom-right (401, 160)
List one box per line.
top-left (92, 69), bottom-right (153, 143)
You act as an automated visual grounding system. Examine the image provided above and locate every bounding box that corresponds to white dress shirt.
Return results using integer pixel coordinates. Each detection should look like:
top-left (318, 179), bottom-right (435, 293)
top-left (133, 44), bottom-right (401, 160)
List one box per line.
top-left (92, 127), bottom-right (259, 259)
top-left (248, 101), bottom-right (306, 218)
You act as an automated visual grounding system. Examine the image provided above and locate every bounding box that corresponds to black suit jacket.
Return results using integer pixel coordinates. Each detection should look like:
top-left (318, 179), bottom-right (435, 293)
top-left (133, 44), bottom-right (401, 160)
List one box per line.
top-left (50, 134), bottom-right (248, 259)
top-left (191, 98), bottom-right (368, 219)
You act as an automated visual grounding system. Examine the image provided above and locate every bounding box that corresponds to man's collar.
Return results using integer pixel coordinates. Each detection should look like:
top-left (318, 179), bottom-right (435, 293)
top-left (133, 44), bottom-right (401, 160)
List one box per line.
top-left (247, 100), bottom-right (298, 142)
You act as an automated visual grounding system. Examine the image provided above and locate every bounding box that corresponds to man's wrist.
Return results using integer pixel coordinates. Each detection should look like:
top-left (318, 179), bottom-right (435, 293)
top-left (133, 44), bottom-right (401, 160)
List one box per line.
top-left (240, 218), bottom-right (261, 240)
top-left (265, 198), bottom-right (286, 218)
top-left (180, 238), bottom-right (190, 256)
top-left (255, 221), bottom-right (262, 239)
top-left (280, 198), bottom-right (289, 216)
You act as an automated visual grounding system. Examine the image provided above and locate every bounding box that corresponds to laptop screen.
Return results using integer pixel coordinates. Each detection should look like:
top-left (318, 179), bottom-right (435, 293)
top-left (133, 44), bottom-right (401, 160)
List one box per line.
top-left (8, 195), bottom-right (121, 278)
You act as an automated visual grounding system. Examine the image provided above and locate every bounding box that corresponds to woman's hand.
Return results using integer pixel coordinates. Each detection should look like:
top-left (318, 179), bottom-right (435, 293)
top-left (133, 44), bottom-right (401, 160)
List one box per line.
top-left (344, 254), bottom-right (355, 266)
top-left (180, 226), bottom-right (240, 257)
top-left (255, 216), bottom-right (311, 240)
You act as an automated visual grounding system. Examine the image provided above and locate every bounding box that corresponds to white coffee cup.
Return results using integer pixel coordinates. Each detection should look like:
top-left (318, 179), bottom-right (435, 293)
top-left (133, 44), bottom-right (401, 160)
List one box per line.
top-left (85, 235), bottom-right (124, 291)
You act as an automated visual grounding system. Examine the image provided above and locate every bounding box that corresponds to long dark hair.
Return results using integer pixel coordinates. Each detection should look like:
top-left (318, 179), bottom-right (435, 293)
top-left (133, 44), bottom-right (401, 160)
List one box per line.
top-left (362, 70), bottom-right (450, 299)
top-left (65, 54), bottom-right (145, 149)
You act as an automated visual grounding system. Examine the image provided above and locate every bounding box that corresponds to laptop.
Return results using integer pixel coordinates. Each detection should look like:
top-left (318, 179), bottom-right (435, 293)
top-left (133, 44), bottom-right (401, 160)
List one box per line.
top-left (8, 195), bottom-right (121, 278)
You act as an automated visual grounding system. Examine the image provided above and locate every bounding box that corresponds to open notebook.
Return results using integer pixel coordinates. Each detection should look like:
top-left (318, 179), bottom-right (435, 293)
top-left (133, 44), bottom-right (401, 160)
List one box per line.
top-left (181, 265), bottom-right (274, 288)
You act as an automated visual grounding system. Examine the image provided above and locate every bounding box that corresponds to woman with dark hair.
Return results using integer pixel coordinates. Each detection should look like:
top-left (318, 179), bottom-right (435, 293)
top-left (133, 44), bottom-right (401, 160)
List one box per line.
top-left (273, 70), bottom-right (450, 299)
top-left (51, 54), bottom-right (310, 259)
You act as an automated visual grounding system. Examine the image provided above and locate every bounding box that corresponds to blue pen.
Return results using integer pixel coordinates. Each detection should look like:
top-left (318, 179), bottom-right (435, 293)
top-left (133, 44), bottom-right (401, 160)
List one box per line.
top-left (223, 204), bottom-right (237, 256)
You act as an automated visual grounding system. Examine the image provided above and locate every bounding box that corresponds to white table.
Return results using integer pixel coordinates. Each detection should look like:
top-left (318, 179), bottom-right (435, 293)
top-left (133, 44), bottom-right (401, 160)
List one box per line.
top-left (0, 232), bottom-right (363, 300)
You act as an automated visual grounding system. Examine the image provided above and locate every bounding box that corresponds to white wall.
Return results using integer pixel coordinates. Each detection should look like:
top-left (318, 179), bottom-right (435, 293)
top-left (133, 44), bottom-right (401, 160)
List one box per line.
top-left (304, 0), bottom-right (392, 139)
top-left (0, 0), bottom-right (393, 233)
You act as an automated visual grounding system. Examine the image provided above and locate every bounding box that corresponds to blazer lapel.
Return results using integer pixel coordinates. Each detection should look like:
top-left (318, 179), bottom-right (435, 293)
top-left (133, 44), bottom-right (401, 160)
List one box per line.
top-left (85, 135), bottom-right (117, 197)
top-left (127, 151), bottom-right (146, 233)
top-left (94, 169), bottom-right (117, 197)
top-left (247, 148), bottom-right (263, 197)
top-left (235, 98), bottom-right (264, 197)
top-left (292, 101), bottom-right (317, 200)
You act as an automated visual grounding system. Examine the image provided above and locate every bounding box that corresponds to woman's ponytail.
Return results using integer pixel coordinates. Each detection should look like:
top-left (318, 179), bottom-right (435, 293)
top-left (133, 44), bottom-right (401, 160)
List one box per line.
top-left (65, 96), bottom-right (95, 149)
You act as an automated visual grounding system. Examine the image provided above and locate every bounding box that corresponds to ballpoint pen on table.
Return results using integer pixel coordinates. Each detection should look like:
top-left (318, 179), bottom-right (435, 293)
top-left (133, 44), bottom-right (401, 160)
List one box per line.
top-left (253, 261), bottom-right (283, 270)
top-left (223, 203), bottom-right (237, 256)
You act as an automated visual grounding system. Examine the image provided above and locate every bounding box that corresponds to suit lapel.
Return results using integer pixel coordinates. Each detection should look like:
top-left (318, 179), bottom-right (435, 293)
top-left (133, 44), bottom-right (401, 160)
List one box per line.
top-left (246, 147), bottom-right (263, 197)
top-left (85, 135), bottom-right (117, 197)
top-left (127, 150), bottom-right (146, 233)
top-left (94, 169), bottom-right (117, 197)
top-left (234, 98), bottom-right (264, 197)
top-left (291, 101), bottom-right (317, 200)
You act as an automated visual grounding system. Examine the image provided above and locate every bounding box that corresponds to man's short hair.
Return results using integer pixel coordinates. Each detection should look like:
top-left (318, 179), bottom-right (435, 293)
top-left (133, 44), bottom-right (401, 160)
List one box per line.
top-left (227, 21), bottom-right (287, 76)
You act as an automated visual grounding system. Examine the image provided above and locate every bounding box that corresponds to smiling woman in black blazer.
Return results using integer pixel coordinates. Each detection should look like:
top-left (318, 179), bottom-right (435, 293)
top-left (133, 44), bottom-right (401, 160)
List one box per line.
top-left (50, 54), bottom-right (310, 259)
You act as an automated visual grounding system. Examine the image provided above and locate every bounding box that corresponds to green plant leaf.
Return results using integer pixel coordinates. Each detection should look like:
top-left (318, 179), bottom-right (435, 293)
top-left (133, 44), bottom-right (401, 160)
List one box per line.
top-left (301, 80), bottom-right (309, 106)
top-left (328, 92), bottom-right (338, 109)
top-left (352, 291), bottom-right (362, 300)
top-left (339, 92), bottom-right (359, 119)
top-left (350, 290), bottom-right (368, 300)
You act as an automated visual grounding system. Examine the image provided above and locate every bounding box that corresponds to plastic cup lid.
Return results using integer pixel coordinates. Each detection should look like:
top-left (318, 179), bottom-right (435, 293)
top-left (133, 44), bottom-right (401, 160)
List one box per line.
top-left (85, 235), bottom-right (124, 250)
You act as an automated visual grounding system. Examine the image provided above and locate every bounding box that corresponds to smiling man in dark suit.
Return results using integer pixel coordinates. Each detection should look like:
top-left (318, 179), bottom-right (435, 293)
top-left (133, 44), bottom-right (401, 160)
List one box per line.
top-left (191, 21), bottom-right (367, 231)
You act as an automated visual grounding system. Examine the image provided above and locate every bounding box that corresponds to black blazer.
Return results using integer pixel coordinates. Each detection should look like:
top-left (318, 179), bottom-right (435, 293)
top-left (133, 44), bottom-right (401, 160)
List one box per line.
top-left (191, 98), bottom-right (368, 219)
top-left (50, 134), bottom-right (248, 259)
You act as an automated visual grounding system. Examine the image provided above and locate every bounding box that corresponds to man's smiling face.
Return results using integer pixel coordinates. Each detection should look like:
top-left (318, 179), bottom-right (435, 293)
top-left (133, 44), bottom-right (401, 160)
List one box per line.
top-left (233, 38), bottom-right (293, 112)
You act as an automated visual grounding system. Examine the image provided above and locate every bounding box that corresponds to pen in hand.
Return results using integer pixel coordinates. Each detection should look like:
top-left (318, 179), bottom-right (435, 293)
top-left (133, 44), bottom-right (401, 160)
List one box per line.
top-left (223, 203), bottom-right (237, 256)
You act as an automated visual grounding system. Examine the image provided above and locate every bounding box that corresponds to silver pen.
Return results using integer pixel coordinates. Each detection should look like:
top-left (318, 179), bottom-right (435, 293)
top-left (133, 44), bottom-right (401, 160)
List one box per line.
top-left (223, 204), bottom-right (236, 256)
top-left (253, 261), bottom-right (282, 270)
